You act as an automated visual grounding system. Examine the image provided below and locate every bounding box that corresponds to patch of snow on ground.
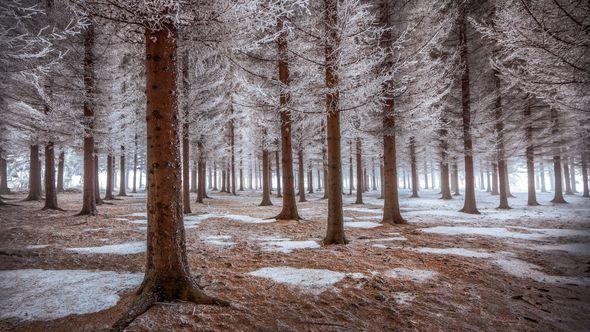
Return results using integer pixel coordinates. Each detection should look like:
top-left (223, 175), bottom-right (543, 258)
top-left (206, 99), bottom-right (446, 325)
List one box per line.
top-left (25, 244), bottom-right (49, 249)
top-left (260, 240), bottom-right (320, 253)
top-left (248, 267), bottom-right (347, 294)
top-left (363, 236), bottom-right (407, 242)
top-left (419, 226), bottom-right (589, 240)
top-left (494, 257), bottom-right (590, 285)
top-left (126, 212), bottom-right (147, 217)
top-left (385, 267), bottom-right (438, 283)
top-left (528, 243), bottom-right (590, 256)
top-left (128, 219), bottom-right (147, 225)
top-left (344, 221), bottom-right (382, 229)
top-left (0, 269), bottom-right (142, 320)
top-left (67, 241), bottom-right (146, 255)
top-left (201, 235), bottom-right (235, 248)
top-left (220, 214), bottom-right (275, 224)
top-left (393, 292), bottom-right (416, 305)
top-left (412, 247), bottom-right (493, 258)
top-left (344, 207), bottom-right (382, 214)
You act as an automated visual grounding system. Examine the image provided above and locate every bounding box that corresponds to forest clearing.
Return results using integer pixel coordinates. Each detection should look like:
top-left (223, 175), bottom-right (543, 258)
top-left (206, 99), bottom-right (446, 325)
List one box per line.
top-left (1, 0), bottom-right (589, 331)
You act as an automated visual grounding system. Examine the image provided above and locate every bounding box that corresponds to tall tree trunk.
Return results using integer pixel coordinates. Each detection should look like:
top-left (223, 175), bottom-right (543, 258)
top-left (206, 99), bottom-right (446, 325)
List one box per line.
top-left (402, 169), bottom-right (407, 189)
top-left (25, 145), bottom-right (42, 201)
top-left (317, 166), bottom-right (322, 190)
top-left (229, 116), bottom-right (236, 195)
top-left (581, 152), bottom-right (589, 197)
top-left (275, 150), bottom-right (282, 197)
top-left (349, 141), bottom-right (354, 195)
top-left (563, 158), bottom-right (573, 195)
top-left (77, 23), bottom-right (96, 215)
top-left (248, 156), bottom-right (253, 190)
top-left (202, 160), bottom-right (209, 199)
top-left (260, 150), bottom-right (272, 206)
top-left (363, 168), bottom-right (368, 192)
top-left (503, 162), bottom-right (514, 197)
top-left (409, 137), bottom-right (419, 198)
top-left (457, 6), bottom-right (478, 214)
top-left (430, 160), bottom-right (436, 190)
top-left (493, 70), bottom-right (509, 209)
top-left (191, 162), bottom-right (197, 193)
top-left (213, 161), bottom-right (218, 191)
top-left (524, 99), bottom-right (538, 206)
top-left (423, 160), bottom-right (429, 189)
top-left (321, 122), bottom-right (328, 199)
top-left (226, 164), bottom-right (231, 193)
top-left (0, 149), bottom-right (10, 195)
top-left (43, 142), bottom-right (60, 210)
top-left (323, 0), bottom-right (346, 244)
top-left (274, 17), bottom-right (299, 220)
top-left (355, 137), bottom-right (363, 204)
top-left (451, 161), bottom-right (460, 196)
top-left (118, 145), bottom-right (127, 196)
top-left (297, 148), bottom-right (306, 202)
top-left (308, 161), bottom-right (314, 193)
top-left (132, 134), bottom-right (138, 193)
top-left (112, 23), bottom-right (226, 332)
top-left (439, 110), bottom-right (452, 199)
top-left (371, 157), bottom-right (377, 190)
top-left (208, 165), bottom-right (213, 189)
top-left (540, 160), bottom-right (547, 192)
top-left (182, 52), bottom-right (191, 213)
top-left (105, 154), bottom-right (114, 200)
top-left (239, 159), bottom-right (244, 191)
top-left (550, 108), bottom-right (566, 203)
top-left (94, 154), bottom-right (103, 205)
top-left (486, 170), bottom-right (491, 192)
top-left (196, 142), bottom-right (205, 203)
top-left (56, 151), bottom-right (64, 193)
top-left (378, 161), bottom-right (384, 200)
top-left (570, 160), bottom-right (577, 193)
top-left (221, 168), bottom-right (226, 192)
top-left (491, 162), bottom-right (499, 195)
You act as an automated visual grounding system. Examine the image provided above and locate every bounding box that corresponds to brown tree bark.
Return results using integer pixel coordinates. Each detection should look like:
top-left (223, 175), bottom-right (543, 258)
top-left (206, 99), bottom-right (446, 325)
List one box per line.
top-left (239, 159), bottom-right (244, 191)
top-left (297, 148), bottom-right (306, 202)
top-left (229, 115), bottom-right (236, 195)
top-left (457, 5), bottom-right (478, 214)
top-left (550, 108), bottom-right (567, 203)
top-left (112, 23), bottom-right (226, 332)
top-left (379, 1), bottom-right (404, 223)
top-left (323, 0), bottom-right (347, 244)
top-left (378, 161), bottom-right (384, 199)
top-left (213, 161), bottom-right (218, 191)
top-left (104, 153), bottom-right (114, 200)
top-left (43, 142), bottom-right (61, 210)
top-left (132, 134), bottom-right (138, 193)
top-left (354, 137), bottom-right (363, 204)
top-left (582, 152), bottom-right (589, 197)
top-left (248, 157), bottom-right (253, 190)
top-left (371, 157), bottom-right (377, 190)
top-left (563, 158), bottom-right (573, 195)
top-left (181, 52), bottom-right (191, 213)
top-left (491, 162), bottom-right (499, 195)
top-left (439, 109), bottom-right (452, 200)
top-left (117, 145), bottom-right (127, 196)
top-left (321, 122), bottom-right (328, 199)
top-left (24, 145), bottom-right (42, 201)
top-left (308, 161), bottom-right (314, 194)
top-left (56, 151), bottom-right (64, 193)
top-left (221, 168), bottom-right (226, 192)
top-left (196, 142), bottom-right (205, 204)
top-left (409, 137), bottom-right (419, 198)
top-left (191, 161), bottom-right (197, 193)
top-left (260, 150), bottom-right (272, 206)
top-left (0, 149), bottom-right (10, 195)
top-left (349, 141), bottom-right (354, 195)
top-left (274, 17), bottom-right (299, 220)
top-left (451, 161), bottom-right (460, 196)
top-left (493, 71), bottom-right (509, 209)
top-left (275, 150), bottom-right (282, 197)
top-left (94, 154), bottom-right (103, 205)
top-left (524, 100), bottom-right (538, 206)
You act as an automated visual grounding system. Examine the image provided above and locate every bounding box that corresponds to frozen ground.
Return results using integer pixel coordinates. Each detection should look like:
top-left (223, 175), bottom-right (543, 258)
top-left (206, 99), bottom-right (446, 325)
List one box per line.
top-left (0, 188), bottom-right (588, 331)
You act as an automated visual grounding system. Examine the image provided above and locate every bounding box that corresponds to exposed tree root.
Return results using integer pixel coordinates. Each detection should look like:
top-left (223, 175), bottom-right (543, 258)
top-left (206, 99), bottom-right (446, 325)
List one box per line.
top-left (111, 283), bottom-right (228, 332)
top-left (41, 206), bottom-right (66, 211)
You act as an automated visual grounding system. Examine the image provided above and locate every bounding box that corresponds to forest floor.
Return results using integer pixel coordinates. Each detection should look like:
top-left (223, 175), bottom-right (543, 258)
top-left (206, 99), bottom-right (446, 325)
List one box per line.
top-left (0, 187), bottom-right (589, 331)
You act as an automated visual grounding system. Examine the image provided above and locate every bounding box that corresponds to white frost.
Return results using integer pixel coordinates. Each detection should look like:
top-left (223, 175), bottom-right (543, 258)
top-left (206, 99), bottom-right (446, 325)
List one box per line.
top-left (344, 221), bottom-right (382, 229)
top-left (412, 247), bottom-right (493, 258)
top-left (384, 267), bottom-right (438, 283)
top-left (260, 240), bottom-right (320, 253)
top-left (67, 241), bottom-right (146, 255)
top-left (248, 267), bottom-right (346, 294)
top-left (393, 292), bottom-right (416, 305)
top-left (201, 235), bottom-right (235, 248)
top-left (0, 269), bottom-right (142, 320)
top-left (420, 226), bottom-right (590, 240)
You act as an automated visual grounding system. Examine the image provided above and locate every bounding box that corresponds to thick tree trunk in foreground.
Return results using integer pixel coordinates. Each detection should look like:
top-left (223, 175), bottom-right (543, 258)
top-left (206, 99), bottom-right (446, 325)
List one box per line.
top-left (117, 146), bottom-right (126, 196)
top-left (457, 7), bottom-right (478, 214)
top-left (322, 124), bottom-right (328, 199)
top-left (379, 0), bottom-right (403, 224)
top-left (323, 0), bottom-right (346, 244)
top-left (524, 100), bottom-right (538, 206)
top-left (25, 145), bottom-right (42, 201)
top-left (112, 23), bottom-right (226, 332)
top-left (260, 150), bottom-right (272, 206)
top-left (582, 153), bottom-right (589, 197)
top-left (409, 137), bottom-right (419, 198)
top-left (181, 52), bottom-right (191, 213)
top-left (56, 151), bottom-right (64, 193)
top-left (43, 142), bottom-right (60, 210)
top-left (274, 17), bottom-right (299, 220)
top-left (355, 137), bottom-right (363, 204)
top-left (105, 154), bottom-right (114, 200)
top-left (297, 149), bottom-right (306, 202)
